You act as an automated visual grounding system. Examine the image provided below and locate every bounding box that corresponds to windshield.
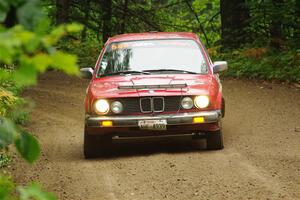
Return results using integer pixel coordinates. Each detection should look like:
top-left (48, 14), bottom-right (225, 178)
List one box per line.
top-left (97, 39), bottom-right (208, 77)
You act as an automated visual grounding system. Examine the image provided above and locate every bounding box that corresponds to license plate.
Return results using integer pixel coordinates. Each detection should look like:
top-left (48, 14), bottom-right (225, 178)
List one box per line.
top-left (138, 120), bottom-right (167, 130)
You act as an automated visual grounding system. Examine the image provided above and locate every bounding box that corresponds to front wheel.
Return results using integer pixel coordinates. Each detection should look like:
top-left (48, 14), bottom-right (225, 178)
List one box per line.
top-left (221, 98), bottom-right (225, 118)
top-left (206, 130), bottom-right (224, 150)
top-left (84, 129), bottom-right (112, 159)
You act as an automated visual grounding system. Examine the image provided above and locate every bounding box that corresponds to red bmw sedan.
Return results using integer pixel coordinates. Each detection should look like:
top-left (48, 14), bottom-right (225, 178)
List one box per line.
top-left (80, 32), bottom-right (228, 158)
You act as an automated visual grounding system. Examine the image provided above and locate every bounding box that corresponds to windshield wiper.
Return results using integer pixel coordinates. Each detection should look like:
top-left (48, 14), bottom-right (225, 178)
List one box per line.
top-left (143, 69), bottom-right (197, 74)
top-left (101, 70), bottom-right (150, 77)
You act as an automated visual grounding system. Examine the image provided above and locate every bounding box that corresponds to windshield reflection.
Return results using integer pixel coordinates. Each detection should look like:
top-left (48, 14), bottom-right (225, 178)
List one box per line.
top-left (98, 39), bottom-right (208, 77)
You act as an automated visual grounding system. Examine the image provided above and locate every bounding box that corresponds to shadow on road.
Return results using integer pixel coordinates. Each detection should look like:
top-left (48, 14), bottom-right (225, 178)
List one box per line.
top-left (87, 139), bottom-right (208, 160)
top-left (57, 138), bottom-right (209, 161)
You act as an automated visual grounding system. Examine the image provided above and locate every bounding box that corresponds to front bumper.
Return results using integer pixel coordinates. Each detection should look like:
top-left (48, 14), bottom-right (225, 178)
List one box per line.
top-left (85, 110), bottom-right (221, 128)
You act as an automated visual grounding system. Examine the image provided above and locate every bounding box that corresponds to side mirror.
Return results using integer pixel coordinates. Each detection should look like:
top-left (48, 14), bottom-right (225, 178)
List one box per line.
top-left (80, 68), bottom-right (94, 79)
top-left (213, 61), bottom-right (228, 73)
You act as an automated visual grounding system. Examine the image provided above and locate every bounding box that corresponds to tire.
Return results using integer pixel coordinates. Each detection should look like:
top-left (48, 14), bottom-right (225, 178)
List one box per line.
top-left (84, 129), bottom-right (112, 159)
top-left (221, 98), bottom-right (225, 118)
top-left (206, 130), bottom-right (224, 150)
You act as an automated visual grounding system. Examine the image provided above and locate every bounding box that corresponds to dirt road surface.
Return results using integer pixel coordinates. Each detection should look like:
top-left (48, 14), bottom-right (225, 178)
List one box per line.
top-left (13, 72), bottom-right (300, 200)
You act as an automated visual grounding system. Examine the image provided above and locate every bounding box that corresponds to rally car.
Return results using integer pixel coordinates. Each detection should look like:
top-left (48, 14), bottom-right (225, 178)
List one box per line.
top-left (80, 32), bottom-right (227, 158)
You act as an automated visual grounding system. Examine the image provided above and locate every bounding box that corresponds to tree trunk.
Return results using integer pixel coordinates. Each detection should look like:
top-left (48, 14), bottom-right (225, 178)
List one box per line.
top-left (4, 6), bottom-right (17, 28)
top-left (120, 0), bottom-right (129, 34)
top-left (56, 0), bottom-right (70, 24)
top-left (81, 0), bottom-right (90, 41)
top-left (270, 0), bottom-right (284, 49)
top-left (294, 0), bottom-right (300, 44)
top-left (220, 0), bottom-right (251, 48)
top-left (100, 0), bottom-right (112, 44)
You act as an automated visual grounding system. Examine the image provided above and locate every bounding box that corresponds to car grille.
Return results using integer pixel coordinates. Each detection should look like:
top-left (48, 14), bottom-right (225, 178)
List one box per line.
top-left (108, 96), bottom-right (183, 115)
top-left (140, 98), bottom-right (152, 113)
top-left (152, 97), bottom-right (164, 112)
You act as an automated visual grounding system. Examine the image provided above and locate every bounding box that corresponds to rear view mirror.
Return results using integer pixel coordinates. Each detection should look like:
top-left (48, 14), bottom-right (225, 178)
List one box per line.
top-left (80, 68), bottom-right (94, 79)
top-left (213, 61), bottom-right (228, 73)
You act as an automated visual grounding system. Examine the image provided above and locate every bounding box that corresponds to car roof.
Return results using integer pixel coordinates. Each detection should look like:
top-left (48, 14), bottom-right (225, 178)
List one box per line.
top-left (107, 32), bottom-right (200, 43)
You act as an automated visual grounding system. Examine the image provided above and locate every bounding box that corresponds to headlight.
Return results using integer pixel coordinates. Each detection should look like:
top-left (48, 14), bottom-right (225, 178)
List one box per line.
top-left (94, 99), bottom-right (110, 114)
top-left (181, 97), bottom-right (193, 109)
top-left (111, 101), bottom-right (123, 114)
top-left (194, 95), bottom-right (209, 108)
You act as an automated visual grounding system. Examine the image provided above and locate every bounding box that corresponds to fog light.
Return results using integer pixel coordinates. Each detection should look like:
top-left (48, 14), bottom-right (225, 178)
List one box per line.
top-left (193, 117), bottom-right (204, 123)
top-left (101, 120), bottom-right (113, 127)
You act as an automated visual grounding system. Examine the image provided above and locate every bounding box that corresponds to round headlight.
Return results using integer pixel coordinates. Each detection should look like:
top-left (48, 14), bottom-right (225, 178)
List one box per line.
top-left (181, 97), bottom-right (193, 109)
top-left (194, 96), bottom-right (209, 108)
top-left (94, 99), bottom-right (110, 114)
top-left (111, 101), bottom-right (123, 114)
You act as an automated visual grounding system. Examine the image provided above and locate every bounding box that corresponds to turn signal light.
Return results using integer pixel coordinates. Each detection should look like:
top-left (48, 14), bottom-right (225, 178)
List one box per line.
top-left (193, 117), bottom-right (204, 123)
top-left (101, 120), bottom-right (113, 127)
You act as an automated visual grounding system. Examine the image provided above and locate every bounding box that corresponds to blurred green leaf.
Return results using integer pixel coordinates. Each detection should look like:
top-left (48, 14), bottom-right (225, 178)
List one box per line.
top-left (15, 131), bottom-right (40, 164)
top-left (0, 118), bottom-right (16, 149)
top-left (32, 54), bottom-right (52, 73)
top-left (66, 23), bottom-right (83, 33)
top-left (0, 47), bottom-right (13, 64)
top-left (18, 183), bottom-right (56, 200)
top-left (12, 62), bottom-right (37, 87)
top-left (42, 26), bottom-right (65, 47)
top-left (51, 51), bottom-right (79, 75)
top-left (34, 18), bottom-right (51, 36)
top-left (0, 69), bottom-right (10, 81)
top-left (0, 175), bottom-right (15, 200)
top-left (15, 29), bottom-right (41, 53)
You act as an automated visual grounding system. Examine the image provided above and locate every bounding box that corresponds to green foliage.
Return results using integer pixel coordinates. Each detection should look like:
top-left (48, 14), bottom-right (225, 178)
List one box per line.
top-left (0, 0), bottom-right (45, 30)
top-left (0, 88), bottom-right (18, 117)
top-left (0, 119), bottom-right (16, 149)
top-left (0, 85), bottom-right (31, 126)
top-left (59, 38), bottom-right (100, 68)
top-left (247, 0), bottom-right (298, 47)
top-left (0, 153), bottom-right (11, 168)
top-left (15, 131), bottom-right (40, 164)
top-left (0, 1), bottom-right (83, 164)
top-left (212, 47), bottom-right (300, 82)
top-left (0, 175), bottom-right (56, 200)
top-left (0, 1), bottom-right (83, 200)
top-left (18, 183), bottom-right (56, 200)
top-left (0, 23), bottom-right (82, 88)
top-left (0, 175), bottom-right (15, 200)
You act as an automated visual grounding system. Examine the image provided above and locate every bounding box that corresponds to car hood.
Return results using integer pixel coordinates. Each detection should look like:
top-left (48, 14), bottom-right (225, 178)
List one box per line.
top-left (90, 74), bottom-right (214, 98)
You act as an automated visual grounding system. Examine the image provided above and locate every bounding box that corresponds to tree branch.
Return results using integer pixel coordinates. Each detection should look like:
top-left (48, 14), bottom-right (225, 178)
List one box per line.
top-left (184, 0), bottom-right (210, 46)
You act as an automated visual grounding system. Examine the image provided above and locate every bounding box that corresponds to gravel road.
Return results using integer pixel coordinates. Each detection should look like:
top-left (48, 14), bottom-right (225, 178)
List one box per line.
top-left (13, 72), bottom-right (300, 200)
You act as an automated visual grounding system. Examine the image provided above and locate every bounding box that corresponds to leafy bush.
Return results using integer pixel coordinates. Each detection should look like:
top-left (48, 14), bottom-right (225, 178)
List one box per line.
top-left (210, 46), bottom-right (300, 82)
top-left (0, 175), bottom-right (56, 200)
top-left (58, 38), bottom-right (100, 68)
top-left (0, 152), bottom-right (11, 169)
top-left (0, 175), bottom-right (15, 200)
top-left (0, 11), bottom-right (83, 164)
top-left (0, 88), bottom-right (18, 117)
